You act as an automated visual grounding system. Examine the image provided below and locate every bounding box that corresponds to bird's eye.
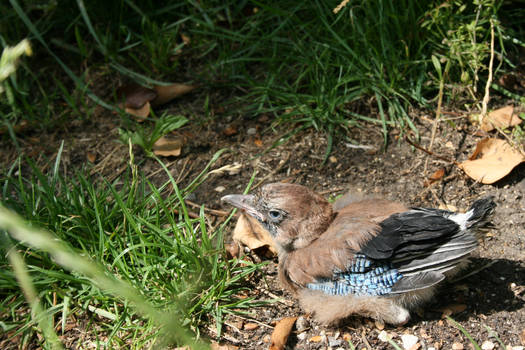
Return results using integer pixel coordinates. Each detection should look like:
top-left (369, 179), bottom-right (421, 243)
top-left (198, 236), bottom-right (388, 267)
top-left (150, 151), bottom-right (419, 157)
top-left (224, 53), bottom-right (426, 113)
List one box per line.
top-left (268, 209), bottom-right (283, 222)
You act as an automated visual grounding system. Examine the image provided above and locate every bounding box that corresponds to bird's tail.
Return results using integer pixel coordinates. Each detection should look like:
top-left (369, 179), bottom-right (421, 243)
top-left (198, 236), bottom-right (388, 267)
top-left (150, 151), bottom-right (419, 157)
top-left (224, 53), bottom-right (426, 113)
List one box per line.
top-left (390, 197), bottom-right (496, 294)
top-left (447, 196), bottom-right (496, 231)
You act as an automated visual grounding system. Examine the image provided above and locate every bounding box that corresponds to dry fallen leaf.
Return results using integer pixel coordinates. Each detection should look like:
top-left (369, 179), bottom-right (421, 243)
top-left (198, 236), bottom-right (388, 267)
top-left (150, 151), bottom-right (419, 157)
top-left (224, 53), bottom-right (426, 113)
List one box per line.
top-left (223, 126), bottom-right (238, 136)
top-left (269, 317), bottom-right (297, 350)
top-left (243, 323), bottom-right (259, 330)
top-left (125, 101), bottom-right (151, 121)
top-left (232, 213), bottom-right (277, 255)
top-left (254, 138), bottom-right (263, 147)
top-left (458, 138), bottom-right (524, 184)
top-left (424, 167), bottom-right (445, 187)
top-left (152, 136), bottom-right (183, 157)
top-left (520, 328), bottom-right (525, 345)
top-left (125, 103), bottom-right (150, 121)
top-left (117, 83), bottom-right (157, 109)
top-left (210, 342), bottom-right (239, 350)
top-left (152, 83), bottom-right (197, 106)
top-left (86, 152), bottom-right (96, 163)
top-left (440, 303), bottom-right (467, 318)
top-left (225, 242), bottom-right (241, 259)
top-left (180, 33), bottom-right (191, 45)
top-left (481, 105), bottom-right (522, 132)
top-left (309, 335), bottom-right (323, 342)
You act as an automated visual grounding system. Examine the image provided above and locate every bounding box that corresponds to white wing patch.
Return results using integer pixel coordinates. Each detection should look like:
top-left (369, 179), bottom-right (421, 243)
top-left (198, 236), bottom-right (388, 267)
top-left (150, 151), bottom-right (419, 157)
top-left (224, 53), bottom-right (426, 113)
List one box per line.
top-left (448, 209), bottom-right (474, 230)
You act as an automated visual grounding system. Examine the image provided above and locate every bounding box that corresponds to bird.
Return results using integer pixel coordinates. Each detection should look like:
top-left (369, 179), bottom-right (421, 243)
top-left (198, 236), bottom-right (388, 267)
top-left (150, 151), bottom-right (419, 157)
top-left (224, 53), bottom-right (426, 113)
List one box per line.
top-left (221, 183), bottom-right (495, 325)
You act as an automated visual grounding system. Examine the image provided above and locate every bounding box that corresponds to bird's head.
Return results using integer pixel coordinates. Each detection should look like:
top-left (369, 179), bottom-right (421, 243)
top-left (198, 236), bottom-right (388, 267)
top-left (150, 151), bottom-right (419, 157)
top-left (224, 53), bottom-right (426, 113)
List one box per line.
top-left (222, 183), bottom-right (334, 253)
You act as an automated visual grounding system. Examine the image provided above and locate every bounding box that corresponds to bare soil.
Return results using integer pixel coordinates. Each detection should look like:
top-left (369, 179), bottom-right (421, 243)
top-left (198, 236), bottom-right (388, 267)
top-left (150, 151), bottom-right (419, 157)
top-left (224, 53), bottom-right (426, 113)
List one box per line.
top-left (1, 96), bottom-right (524, 349)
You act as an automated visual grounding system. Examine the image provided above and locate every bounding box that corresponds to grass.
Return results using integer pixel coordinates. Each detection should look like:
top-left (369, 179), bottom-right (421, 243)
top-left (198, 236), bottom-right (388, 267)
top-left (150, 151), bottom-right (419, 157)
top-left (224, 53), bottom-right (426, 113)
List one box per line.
top-left (0, 146), bottom-right (263, 348)
top-left (2, 1), bottom-right (523, 143)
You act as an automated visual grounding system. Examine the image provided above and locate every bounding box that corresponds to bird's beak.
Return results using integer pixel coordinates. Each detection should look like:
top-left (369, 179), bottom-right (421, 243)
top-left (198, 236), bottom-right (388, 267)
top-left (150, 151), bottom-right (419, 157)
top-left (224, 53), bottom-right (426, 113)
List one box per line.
top-left (221, 194), bottom-right (264, 222)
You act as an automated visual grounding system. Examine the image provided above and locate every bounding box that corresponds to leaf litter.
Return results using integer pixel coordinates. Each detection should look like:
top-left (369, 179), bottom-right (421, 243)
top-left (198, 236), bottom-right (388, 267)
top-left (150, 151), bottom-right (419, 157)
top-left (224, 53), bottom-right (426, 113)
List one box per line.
top-left (459, 138), bottom-right (524, 184)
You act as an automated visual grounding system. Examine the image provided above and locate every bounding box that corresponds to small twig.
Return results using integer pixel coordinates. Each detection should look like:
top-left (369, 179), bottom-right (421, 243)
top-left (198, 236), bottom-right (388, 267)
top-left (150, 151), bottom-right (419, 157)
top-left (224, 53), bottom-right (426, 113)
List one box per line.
top-left (405, 136), bottom-right (459, 165)
top-left (480, 19), bottom-right (495, 121)
top-left (172, 208), bottom-right (200, 219)
top-left (318, 187), bottom-right (345, 195)
top-left (232, 314), bottom-right (274, 329)
top-left (260, 290), bottom-right (295, 307)
top-left (472, 3), bottom-right (483, 94)
top-left (107, 166), bottom-right (127, 183)
top-left (361, 329), bottom-right (372, 350)
top-left (224, 321), bottom-right (243, 334)
top-left (206, 326), bottom-right (241, 344)
top-left (252, 153), bottom-right (291, 190)
top-left (146, 160), bottom-right (176, 179)
top-left (345, 143), bottom-right (375, 150)
top-left (175, 157), bottom-right (192, 184)
top-left (185, 200), bottom-right (230, 217)
top-left (425, 63), bottom-right (447, 174)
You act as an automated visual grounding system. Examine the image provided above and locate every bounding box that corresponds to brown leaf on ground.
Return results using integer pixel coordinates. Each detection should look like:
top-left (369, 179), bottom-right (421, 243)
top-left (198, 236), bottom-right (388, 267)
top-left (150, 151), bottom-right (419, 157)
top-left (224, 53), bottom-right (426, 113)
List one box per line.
top-left (210, 342), bottom-right (239, 350)
top-left (151, 84), bottom-right (197, 106)
top-left (439, 303), bottom-right (467, 318)
top-left (180, 33), bottom-right (191, 45)
top-left (309, 335), bottom-right (323, 342)
top-left (243, 323), bottom-right (259, 330)
top-left (481, 105), bottom-right (522, 132)
top-left (232, 213), bottom-right (277, 255)
top-left (223, 126), bottom-right (238, 136)
top-left (117, 83), bottom-right (157, 109)
top-left (152, 136), bottom-right (183, 157)
top-left (269, 317), bottom-right (297, 350)
top-left (125, 101), bottom-right (151, 121)
top-left (86, 152), bottom-right (96, 163)
top-left (424, 168), bottom-right (445, 187)
top-left (520, 328), bottom-right (525, 345)
top-left (458, 138), bottom-right (524, 184)
top-left (225, 242), bottom-right (241, 259)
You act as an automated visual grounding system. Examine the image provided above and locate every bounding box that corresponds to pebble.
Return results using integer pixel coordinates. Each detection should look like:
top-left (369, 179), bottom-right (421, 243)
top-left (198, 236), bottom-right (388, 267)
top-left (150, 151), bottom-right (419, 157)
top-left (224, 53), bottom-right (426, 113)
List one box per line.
top-left (481, 341), bottom-right (494, 350)
top-left (214, 186), bottom-right (226, 192)
top-left (378, 330), bottom-right (389, 342)
top-left (328, 336), bottom-right (342, 347)
top-left (401, 334), bottom-right (419, 350)
top-left (247, 127), bottom-right (257, 135)
top-left (297, 332), bottom-right (307, 341)
top-left (296, 316), bottom-right (309, 332)
top-left (452, 343), bottom-right (464, 350)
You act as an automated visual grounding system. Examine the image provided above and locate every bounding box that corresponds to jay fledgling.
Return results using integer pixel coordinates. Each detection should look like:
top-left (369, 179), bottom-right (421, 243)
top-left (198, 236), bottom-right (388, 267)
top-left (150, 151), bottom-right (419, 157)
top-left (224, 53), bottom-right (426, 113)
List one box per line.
top-left (222, 183), bottom-right (495, 325)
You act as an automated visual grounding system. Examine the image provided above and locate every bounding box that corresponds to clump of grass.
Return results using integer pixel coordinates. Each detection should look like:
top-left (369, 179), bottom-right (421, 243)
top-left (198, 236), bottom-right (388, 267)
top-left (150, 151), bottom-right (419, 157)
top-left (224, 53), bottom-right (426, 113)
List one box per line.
top-left (0, 146), bottom-right (262, 348)
top-left (4, 0), bottom-right (523, 142)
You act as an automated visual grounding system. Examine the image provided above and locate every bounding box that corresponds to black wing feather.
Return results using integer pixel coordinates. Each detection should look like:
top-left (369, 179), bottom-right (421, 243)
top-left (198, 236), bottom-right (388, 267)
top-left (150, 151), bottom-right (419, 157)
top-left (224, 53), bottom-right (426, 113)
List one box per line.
top-left (359, 210), bottom-right (460, 260)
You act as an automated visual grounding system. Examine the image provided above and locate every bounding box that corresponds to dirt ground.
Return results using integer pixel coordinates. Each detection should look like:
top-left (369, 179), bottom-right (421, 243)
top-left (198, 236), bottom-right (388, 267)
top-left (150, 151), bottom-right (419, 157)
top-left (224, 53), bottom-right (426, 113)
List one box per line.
top-left (1, 96), bottom-right (524, 349)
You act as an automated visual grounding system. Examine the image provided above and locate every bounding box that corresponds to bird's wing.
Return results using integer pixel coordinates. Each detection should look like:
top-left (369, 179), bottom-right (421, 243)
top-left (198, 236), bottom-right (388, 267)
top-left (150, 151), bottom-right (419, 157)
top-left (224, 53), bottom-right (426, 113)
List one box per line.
top-left (284, 208), bottom-right (478, 296)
